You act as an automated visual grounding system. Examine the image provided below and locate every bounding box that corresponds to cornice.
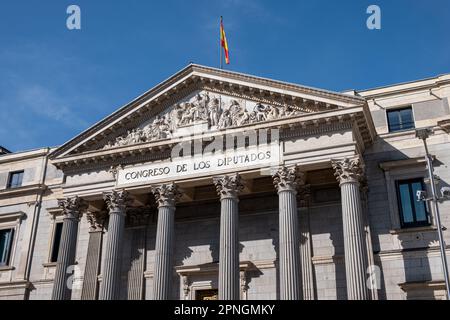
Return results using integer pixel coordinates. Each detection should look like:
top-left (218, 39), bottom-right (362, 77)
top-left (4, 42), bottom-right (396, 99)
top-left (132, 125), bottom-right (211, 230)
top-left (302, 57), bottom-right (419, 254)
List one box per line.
top-left (0, 281), bottom-right (31, 290)
top-left (0, 211), bottom-right (26, 221)
top-left (0, 184), bottom-right (47, 198)
top-left (438, 118), bottom-right (450, 133)
top-left (51, 106), bottom-right (374, 172)
top-left (399, 280), bottom-right (446, 292)
top-left (379, 156), bottom-right (431, 171)
top-left (0, 148), bottom-right (50, 164)
top-left (190, 64), bottom-right (366, 104)
top-left (358, 77), bottom-right (450, 100)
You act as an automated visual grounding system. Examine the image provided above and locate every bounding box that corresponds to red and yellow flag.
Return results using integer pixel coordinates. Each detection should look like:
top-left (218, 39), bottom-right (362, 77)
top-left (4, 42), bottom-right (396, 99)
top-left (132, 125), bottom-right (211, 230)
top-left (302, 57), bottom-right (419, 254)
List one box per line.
top-left (220, 17), bottom-right (230, 65)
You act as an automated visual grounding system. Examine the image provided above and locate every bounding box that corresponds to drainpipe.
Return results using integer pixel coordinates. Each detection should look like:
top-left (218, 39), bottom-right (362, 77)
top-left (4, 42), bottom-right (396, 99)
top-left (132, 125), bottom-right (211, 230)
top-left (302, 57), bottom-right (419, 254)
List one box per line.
top-left (23, 147), bottom-right (50, 298)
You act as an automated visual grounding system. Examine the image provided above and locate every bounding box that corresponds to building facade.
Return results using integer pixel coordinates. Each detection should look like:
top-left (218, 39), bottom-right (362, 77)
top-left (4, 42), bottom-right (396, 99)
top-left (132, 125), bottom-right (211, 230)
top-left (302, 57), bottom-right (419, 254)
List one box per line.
top-left (1, 65), bottom-right (450, 300)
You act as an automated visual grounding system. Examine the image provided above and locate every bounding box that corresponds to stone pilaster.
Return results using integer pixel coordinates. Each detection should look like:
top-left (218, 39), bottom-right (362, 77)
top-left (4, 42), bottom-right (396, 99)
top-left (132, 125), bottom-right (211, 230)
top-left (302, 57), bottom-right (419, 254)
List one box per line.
top-left (298, 184), bottom-right (315, 300)
top-left (273, 166), bottom-right (303, 300)
top-left (332, 157), bottom-right (369, 300)
top-left (151, 184), bottom-right (181, 300)
top-left (213, 173), bottom-right (243, 300)
top-left (360, 179), bottom-right (378, 300)
top-left (52, 196), bottom-right (87, 300)
top-left (126, 207), bottom-right (151, 301)
top-left (100, 190), bottom-right (131, 300)
top-left (81, 211), bottom-right (107, 300)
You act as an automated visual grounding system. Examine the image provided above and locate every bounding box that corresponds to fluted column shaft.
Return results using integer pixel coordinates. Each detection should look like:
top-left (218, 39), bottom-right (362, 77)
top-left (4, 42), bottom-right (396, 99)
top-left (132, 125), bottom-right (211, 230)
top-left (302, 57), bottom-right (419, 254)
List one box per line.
top-left (52, 197), bottom-right (86, 300)
top-left (154, 206), bottom-right (175, 300)
top-left (81, 229), bottom-right (103, 300)
top-left (100, 190), bottom-right (130, 300)
top-left (52, 215), bottom-right (79, 300)
top-left (298, 186), bottom-right (315, 300)
top-left (219, 197), bottom-right (239, 300)
top-left (332, 158), bottom-right (369, 300)
top-left (273, 166), bottom-right (303, 300)
top-left (152, 184), bottom-right (180, 300)
top-left (278, 189), bottom-right (302, 300)
top-left (214, 174), bottom-right (243, 300)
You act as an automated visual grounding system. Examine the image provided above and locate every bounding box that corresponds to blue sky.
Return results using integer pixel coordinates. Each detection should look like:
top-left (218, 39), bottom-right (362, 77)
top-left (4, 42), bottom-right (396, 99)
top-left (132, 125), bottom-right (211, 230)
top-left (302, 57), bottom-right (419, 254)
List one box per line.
top-left (1, 0), bottom-right (449, 152)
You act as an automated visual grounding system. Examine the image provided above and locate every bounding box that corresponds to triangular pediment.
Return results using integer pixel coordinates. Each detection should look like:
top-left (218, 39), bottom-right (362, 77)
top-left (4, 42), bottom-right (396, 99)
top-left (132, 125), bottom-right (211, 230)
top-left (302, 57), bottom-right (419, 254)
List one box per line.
top-left (50, 64), bottom-right (367, 160)
top-left (98, 90), bottom-right (326, 151)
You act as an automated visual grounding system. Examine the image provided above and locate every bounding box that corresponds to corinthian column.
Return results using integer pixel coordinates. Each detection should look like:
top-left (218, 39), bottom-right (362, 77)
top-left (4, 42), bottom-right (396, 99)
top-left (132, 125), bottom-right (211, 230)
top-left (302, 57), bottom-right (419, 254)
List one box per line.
top-left (213, 173), bottom-right (243, 300)
top-left (273, 166), bottom-right (303, 300)
top-left (100, 190), bottom-right (131, 300)
top-left (81, 211), bottom-right (107, 300)
top-left (332, 157), bottom-right (369, 300)
top-left (151, 183), bottom-right (181, 300)
top-left (52, 196), bottom-right (87, 300)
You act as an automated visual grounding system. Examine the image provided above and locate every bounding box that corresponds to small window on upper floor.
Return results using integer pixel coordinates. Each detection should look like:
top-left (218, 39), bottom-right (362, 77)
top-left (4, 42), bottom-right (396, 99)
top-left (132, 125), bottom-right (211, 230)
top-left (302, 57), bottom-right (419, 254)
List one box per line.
top-left (387, 107), bottom-right (415, 133)
top-left (7, 171), bottom-right (24, 189)
top-left (0, 228), bottom-right (14, 267)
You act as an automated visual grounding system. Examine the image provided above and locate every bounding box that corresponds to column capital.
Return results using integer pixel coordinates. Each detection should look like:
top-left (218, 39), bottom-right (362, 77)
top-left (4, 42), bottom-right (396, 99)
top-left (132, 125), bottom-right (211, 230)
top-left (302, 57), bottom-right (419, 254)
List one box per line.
top-left (273, 166), bottom-right (305, 193)
top-left (213, 173), bottom-right (244, 200)
top-left (86, 211), bottom-right (108, 231)
top-left (297, 184), bottom-right (312, 208)
top-left (331, 157), bottom-right (364, 185)
top-left (58, 196), bottom-right (88, 220)
top-left (126, 207), bottom-right (152, 228)
top-left (103, 189), bottom-right (132, 214)
top-left (151, 183), bottom-right (181, 208)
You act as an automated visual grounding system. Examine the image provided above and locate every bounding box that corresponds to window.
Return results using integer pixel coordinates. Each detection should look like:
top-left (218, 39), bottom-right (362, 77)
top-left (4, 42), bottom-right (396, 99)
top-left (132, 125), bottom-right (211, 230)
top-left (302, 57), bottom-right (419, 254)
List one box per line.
top-left (396, 179), bottom-right (430, 228)
top-left (196, 289), bottom-right (218, 300)
top-left (0, 228), bottom-right (14, 266)
top-left (387, 107), bottom-right (415, 132)
top-left (50, 222), bottom-right (63, 263)
top-left (7, 171), bottom-right (24, 189)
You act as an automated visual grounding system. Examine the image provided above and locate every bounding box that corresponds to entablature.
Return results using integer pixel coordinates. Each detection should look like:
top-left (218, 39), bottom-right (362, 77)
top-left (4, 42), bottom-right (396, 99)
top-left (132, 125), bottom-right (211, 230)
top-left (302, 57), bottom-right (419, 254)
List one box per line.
top-left (51, 105), bottom-right (375, 172)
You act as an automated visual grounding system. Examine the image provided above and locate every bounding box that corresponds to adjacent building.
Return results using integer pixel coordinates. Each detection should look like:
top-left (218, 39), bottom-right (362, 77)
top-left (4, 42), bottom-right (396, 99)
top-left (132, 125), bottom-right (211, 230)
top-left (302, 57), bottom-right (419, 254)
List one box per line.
top-left (0, 65), bottom-right (449, 300)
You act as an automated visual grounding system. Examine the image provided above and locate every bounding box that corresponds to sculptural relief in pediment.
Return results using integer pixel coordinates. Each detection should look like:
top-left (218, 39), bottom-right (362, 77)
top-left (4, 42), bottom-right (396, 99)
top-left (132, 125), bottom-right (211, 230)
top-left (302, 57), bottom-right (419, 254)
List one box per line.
top-left (102, 91), bottom-right (306, 150)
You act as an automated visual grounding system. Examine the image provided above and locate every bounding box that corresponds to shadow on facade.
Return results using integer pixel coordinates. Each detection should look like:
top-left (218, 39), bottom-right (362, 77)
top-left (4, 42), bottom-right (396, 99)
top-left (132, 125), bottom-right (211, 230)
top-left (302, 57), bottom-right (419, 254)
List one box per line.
top-left (364, 137), bottom-right (449, 300)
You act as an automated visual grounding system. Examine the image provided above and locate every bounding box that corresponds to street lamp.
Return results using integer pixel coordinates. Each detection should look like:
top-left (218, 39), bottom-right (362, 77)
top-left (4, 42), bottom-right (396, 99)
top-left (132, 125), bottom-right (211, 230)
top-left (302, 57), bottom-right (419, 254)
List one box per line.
top-left (415, 127), bottom-right (450, 299)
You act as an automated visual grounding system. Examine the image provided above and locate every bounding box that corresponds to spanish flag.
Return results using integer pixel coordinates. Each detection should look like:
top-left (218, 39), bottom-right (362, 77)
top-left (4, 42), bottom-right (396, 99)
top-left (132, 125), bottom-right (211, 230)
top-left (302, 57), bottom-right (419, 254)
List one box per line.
top-left (220, 16), bottom-right (230, 65)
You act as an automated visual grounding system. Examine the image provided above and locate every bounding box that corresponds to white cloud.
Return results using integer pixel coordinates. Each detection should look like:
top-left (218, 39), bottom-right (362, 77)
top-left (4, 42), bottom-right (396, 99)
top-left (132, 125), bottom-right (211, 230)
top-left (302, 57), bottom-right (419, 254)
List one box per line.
top-left (0, 42), bottom-right (106, 150)
top-left (16, 84), bottom-right (88, 129)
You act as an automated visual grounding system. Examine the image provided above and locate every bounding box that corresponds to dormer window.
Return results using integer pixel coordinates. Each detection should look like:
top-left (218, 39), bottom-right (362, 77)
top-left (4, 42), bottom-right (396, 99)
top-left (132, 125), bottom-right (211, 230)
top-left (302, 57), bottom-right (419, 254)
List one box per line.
top-left (387, 107), bottom-right (415, 133)
top-left (7, 171), bottom-right (24, 189)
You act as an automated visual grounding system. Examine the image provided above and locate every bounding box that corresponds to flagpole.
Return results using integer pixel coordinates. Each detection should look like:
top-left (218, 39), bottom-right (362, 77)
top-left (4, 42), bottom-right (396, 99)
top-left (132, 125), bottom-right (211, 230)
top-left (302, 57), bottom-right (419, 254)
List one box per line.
top-left (220, 16), bottom-right (223, 70)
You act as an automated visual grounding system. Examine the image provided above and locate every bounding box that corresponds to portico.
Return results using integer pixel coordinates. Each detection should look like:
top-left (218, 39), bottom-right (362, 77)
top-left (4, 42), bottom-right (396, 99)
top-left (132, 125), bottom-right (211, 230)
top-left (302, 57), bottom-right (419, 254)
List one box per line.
top-left (48, 64), bottom-right (377, 300)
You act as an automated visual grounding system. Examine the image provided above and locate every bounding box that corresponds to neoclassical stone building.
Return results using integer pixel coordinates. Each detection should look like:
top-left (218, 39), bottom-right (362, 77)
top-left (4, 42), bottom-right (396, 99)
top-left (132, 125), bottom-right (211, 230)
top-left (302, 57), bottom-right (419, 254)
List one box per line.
top-left (0, 65), bottom-right (449, 300)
